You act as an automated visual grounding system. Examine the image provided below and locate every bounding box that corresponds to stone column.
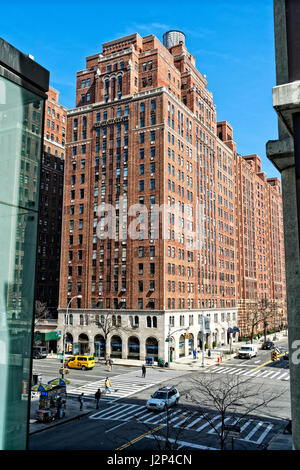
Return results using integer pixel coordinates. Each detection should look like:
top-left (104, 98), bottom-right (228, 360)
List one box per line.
top-left (266, 0), bottom-right (300, 449)
top-left (122, 335), bottom-right (128, 359)
top-left (140, 339), bottom-right (146, 361)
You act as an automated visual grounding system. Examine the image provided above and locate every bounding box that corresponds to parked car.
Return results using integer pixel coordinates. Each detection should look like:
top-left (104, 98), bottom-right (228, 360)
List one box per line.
top-left (261, 341), bottom-right (275, 350)
top-left (146, 386), bottom-right (180, 411)
top-left (33, 346), bottom-right (47, 359)
top-left (238, 344), bottom-right (257, 359)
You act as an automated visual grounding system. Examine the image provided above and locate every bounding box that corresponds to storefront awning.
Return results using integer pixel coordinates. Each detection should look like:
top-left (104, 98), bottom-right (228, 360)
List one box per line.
top-left (34, 331), bottom-right (60, 341)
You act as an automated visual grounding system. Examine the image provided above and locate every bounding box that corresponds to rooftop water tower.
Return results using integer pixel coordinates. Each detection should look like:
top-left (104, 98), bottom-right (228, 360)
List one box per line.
top-left (163, 30), bottom-right (185, 48)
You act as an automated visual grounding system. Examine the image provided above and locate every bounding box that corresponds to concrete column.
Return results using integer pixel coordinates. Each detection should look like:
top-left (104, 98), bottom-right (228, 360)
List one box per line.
top-left (105, 336), bottom-right (111, 359)
top-left (185, 336), bottom-right (189, 356)
top-left (140, 340), bottom-right (146, 361)
top-left (122, 336), bottom-right (128, 359)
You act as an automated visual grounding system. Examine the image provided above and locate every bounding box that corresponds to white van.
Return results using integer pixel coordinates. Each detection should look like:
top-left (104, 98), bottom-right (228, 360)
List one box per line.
top-left (238, 344), bottom-right (257, 359)
top-left (33, 346), bottom-right (47, 359)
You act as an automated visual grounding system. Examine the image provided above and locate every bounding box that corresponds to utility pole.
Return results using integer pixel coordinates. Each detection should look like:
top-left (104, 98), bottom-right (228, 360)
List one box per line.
top-left (266, 0), bottom-right (300, 449)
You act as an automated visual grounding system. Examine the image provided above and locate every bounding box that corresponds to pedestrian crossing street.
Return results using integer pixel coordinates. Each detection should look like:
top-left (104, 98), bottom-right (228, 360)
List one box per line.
top-left (67, 368), bottom-right (187, 402)
top-left (206, 365), bottom-right (290, 381)
top-left (89, 402), bottom-right (277, 446)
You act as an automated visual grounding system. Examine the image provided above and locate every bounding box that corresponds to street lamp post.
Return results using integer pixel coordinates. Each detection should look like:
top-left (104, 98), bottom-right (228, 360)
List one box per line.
top-left (166, 326), bottom-right (189, 366)
top-left (61, 295), bottom-right (82, 377)
top-left (201, 315), bottom-right (205, 367)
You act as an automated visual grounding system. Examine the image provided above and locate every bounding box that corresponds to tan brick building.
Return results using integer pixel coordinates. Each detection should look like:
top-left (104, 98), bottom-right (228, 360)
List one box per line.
top-left (57, 31), bottom-right (286, 361)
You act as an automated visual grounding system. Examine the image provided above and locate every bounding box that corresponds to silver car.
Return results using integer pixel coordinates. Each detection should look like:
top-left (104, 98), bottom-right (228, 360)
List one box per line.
top-left (146, 387), bottom-right (180, 411)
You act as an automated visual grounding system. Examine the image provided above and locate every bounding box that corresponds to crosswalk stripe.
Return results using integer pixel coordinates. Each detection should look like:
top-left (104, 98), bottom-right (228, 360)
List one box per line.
top-left (172, 411), bottom-right (190, 426)
top-left (106, 404), bottom-right (137, 420)
top-left (255, 423), bottom-right (273, 444)
top-left (244, 421), bottom-right (263, 441)
top-left (239, 419), bottom-right (253, 433)
top-left (207, 416), bottom-right (232, 434)
top-left (267, 371), bottom-right (283, 379)
top-left (137, 411), bottom-right (156, 421)
top-left (281, 372), bottom-right (290, 380)
top-left (97, 403), bottom-right (128, 418)
top-left (174, 411), bottom-right (197, 428)
top-left (227, 368), bottom-right (239, 375)
top-left (206, 367), bottom-right (220, 373)
top-left (88, 402), bottom-right (275, 445)
top-left (150, 410), bottom-right (178, 425)
top-left (196, 414), bottom-right (220, 432)
top-left (215, 367), bottom-right (231, 374)
top-left (184, 414), bottom-right (205, 429)
top-left (123, 406), bottom-right (147, 420)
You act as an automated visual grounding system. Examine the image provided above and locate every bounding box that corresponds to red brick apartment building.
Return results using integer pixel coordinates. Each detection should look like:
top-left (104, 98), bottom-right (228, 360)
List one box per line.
top-left (35, 88), bottom-right (67, 344)
top-left (57, 31), bottom-right (286, 361)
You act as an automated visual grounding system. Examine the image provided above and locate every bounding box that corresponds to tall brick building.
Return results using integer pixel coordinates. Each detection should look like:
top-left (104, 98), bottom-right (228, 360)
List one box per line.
top-left (35, 88), bottom-right (67, 338)
top-left (57, 31), bottom-right (286, 361)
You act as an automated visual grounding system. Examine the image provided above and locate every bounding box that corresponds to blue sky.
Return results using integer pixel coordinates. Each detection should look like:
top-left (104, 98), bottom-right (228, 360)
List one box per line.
top-left (0, 0), bottom-right (279, 177)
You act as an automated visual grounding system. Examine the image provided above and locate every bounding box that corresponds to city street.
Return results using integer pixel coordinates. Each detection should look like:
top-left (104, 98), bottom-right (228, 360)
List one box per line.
top-left (29, 337), bottom-right (291, 450)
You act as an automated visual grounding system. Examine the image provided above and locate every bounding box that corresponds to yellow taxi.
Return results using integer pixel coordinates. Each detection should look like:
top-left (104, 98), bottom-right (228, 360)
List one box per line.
top-left (66, 355), bottom-right (95, 370)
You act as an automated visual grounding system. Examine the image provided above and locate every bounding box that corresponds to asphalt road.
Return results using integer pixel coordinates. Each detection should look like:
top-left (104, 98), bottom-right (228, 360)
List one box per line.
top-left (29, 338), bottom-right (290, 451)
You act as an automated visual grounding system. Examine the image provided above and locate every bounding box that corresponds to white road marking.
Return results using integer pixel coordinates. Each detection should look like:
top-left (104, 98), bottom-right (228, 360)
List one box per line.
top-left (196, 414), bottom-right (220, 432)
top-left (244, 421), bottom-right (263, 441)
top-left (255, 423), bottom-right (273, 444)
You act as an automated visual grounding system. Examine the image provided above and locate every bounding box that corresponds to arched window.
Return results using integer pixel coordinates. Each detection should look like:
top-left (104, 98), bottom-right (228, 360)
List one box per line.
top-left (129, 316), bottom-right (133, 327)
top-left (153, 316), bottom-right (157, 328)
top-left (147, 316), bottom-right (151, 328)
top-left (69, 314), bottom-right (73, 325)
top-left (79, 314), bottom-right (84, 326)
top-left (112, 315), bottom-right (116, 326)
top-left (117, 315), bottom-right (121, 326)
top-left (95, 314), bottom-right (99, 324)
top-left (134, 316), bottom-right (139, 326)
top-left (100, 315), bottom-right (105, 325)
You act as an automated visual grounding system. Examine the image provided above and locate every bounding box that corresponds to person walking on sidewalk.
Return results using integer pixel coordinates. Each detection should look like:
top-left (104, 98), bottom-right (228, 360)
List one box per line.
top-left (95, 389), bottom-right (101, 409)
top-left (78, 393), bottom-right (84, 410)
top-left (142, 364), bottom-right (146, 378)
top-left (104, 377), bottom-right (111, 394)
top-left (109, 359), bottom-right (113, 371)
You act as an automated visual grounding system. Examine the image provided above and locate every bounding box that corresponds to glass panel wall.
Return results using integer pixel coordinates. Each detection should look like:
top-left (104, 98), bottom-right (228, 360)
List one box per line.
top-left (0, 74), bottom-right (44, 449)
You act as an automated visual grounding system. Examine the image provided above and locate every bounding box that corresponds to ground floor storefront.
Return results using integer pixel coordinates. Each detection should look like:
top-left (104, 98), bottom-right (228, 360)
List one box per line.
top-left (57, 308), bottom-right (240, 363)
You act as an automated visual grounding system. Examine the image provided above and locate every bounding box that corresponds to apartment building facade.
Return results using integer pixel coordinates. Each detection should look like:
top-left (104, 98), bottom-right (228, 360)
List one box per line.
top-left (57, 31), bottom-right (285, 361)
top-left (34, 88), bottom-right (67, 349)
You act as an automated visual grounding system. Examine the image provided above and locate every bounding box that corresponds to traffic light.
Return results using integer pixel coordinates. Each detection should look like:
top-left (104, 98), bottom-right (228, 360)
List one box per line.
top-left (271, 350), bottom-right (276, 361)
top-left (271, 349), bottom-right (280, 361)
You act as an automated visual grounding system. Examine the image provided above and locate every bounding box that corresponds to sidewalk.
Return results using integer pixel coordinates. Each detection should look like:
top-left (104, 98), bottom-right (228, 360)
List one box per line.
top-left (46, 329), bottom-right (288, 372)
top-left (108, 329), bottom-right (288, 371)
top-left (29, 395), bottom-right (98, 435)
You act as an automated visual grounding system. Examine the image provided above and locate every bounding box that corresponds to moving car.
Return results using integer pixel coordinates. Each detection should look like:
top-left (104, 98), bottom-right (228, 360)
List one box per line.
top-left (238, 344), bottom-right (257, 359)
top-left (66, 355), bottom-right (95, 370)
top-left (33, 346), bottom-right (47, 359)
top-left (146, 386), bottom-right (180, 411)
top-left (261, 341), bottom-right (275, 350)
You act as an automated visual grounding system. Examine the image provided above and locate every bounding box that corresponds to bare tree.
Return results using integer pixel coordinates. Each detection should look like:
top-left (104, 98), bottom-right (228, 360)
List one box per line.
top-left (94, 312), bottom-right (131, 360)
top-left (140, 403), bottom-right (193, 451)
top-left (182, 372), bottom-right (286, 450)
top-left (244, 298), bottom-right (280, 343)
top-left (34, 300), bottom-right (49, 326)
